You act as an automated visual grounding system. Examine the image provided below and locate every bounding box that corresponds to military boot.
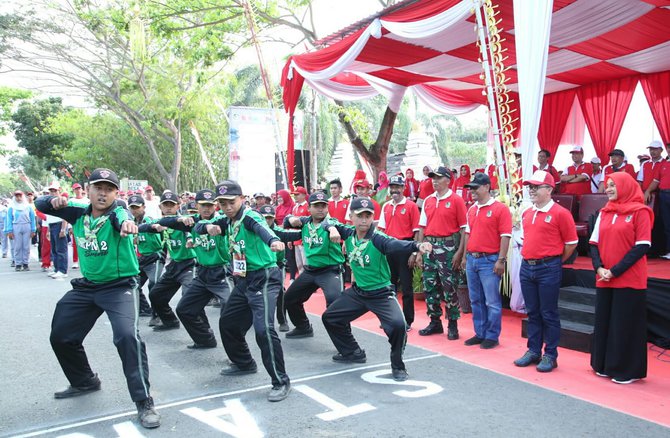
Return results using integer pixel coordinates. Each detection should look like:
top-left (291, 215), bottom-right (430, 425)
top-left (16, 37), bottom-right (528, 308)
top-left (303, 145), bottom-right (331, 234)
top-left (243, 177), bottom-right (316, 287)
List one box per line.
top-left (447, 319), bottom-right (459, 340)
top-left (418, 318), bottom-right (444, 336)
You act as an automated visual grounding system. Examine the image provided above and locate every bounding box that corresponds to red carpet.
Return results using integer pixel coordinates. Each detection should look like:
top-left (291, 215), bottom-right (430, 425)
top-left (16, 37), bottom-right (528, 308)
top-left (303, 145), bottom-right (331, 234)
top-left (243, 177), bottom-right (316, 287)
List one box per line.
top-left (301, 289), bottom-right (670, 428)
top-left (565, 256), bottom-right (670, 280)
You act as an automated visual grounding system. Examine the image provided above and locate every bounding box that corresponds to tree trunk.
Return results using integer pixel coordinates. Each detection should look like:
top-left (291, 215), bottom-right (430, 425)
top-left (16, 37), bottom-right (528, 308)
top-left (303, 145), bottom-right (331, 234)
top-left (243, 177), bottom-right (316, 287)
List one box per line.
top-left (334, 101), bottom-right (397, 181)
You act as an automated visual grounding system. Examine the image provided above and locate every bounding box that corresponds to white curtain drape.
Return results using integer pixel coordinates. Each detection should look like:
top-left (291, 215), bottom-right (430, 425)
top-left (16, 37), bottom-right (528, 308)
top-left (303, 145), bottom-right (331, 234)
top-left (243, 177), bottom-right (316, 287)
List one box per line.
top-left (380, 0), bottom-right (473, 38)
top-left (514, 0), bottom-right (554, 181)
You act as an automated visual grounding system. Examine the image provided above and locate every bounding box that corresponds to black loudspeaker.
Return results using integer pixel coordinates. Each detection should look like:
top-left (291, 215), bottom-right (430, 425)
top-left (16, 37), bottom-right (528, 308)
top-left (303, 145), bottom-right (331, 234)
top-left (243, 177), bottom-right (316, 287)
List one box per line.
top-left (293, 149), bottom-right (311, 190)
top-left (275, 153), bottom-right (285, 192)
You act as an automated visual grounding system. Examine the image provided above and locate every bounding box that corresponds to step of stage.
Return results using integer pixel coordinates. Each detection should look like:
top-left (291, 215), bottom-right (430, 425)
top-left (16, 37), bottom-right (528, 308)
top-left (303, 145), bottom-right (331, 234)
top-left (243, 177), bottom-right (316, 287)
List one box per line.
top-left (558, 300), bottom-right (596, 326)
top-left (559, 286), bottom-right (596, 306)
top-left (521, 319), bottom-right (594, 354)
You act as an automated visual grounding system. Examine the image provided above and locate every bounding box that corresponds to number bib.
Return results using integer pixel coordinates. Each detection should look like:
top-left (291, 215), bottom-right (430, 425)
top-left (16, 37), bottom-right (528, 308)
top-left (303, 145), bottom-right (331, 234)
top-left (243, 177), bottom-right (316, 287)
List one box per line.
top-left (233, 252), bottom-right (247, 277)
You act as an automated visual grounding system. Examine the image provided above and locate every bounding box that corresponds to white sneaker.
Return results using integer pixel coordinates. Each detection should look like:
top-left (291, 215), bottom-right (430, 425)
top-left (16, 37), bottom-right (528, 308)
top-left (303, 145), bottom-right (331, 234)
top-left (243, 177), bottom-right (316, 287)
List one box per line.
top-left (661, 252), bottom-right (670, 260)
top-left (48, 271), bottom-right (58, 278)
top-left (52, 272), bottom-right (68, 279)
top-left (72, 262), bottom-right (79, 269)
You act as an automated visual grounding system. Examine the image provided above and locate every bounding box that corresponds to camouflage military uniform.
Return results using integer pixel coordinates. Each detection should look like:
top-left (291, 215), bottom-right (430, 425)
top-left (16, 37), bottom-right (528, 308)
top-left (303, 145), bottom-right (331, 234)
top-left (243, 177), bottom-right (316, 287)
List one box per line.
top-left (422, 234), bottom-right (461, 320)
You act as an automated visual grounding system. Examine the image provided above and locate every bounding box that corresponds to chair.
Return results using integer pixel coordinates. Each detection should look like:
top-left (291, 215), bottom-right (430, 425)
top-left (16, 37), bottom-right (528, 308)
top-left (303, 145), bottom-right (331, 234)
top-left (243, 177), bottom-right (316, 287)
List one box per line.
top-left (575, 194), bottom-right (608, 237)
top-left (552, 194), bottom-right (577, 219)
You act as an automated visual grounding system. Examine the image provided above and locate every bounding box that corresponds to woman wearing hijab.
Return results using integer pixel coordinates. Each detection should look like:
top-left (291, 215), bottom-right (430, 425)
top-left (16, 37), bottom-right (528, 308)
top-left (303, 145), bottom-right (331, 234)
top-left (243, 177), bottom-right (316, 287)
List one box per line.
top-left (275, 189), bottom-right (299, 280)
top-left (373, 171), bottom-right (390, 204)
top-left (403, 168), bottom-right (419, 202)
top-left (4, 190), bottom-right (36, 271)
top-left (417, 165), bottom-right (435, 209)
top-left (589, 172), bottom-right (652, 384)
top-left (453, 165), bottom-right (473, 204)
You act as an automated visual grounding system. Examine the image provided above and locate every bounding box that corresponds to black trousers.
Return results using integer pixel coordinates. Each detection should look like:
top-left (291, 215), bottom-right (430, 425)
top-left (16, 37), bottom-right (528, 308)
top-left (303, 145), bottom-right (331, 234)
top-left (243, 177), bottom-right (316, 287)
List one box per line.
top-left (387, 247), bottom-right (415, 325)
top-left (50, 276), bottom-right (151, 402)
top-left (149, 258), bottom-right (194, 324)
top-left (322, 284), bottom-right (407, 371)
top-left (176, 265), bottom-right (233, 345)
top-left (276, 265), bottom-right (287, 325)
top-left (138, 253), bottom-right (164, 314)
top-left (284, 265), bottom-right (343, 329)
top-left (219, 267), bottom-right (289, 387)
top-left (591, 287), bottom-right (647, 380)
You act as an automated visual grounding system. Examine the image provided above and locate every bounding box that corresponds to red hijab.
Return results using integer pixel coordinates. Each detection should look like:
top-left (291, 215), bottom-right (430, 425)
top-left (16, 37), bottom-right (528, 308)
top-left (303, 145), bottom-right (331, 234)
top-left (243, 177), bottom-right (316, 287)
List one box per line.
top-left (274, 189), bottom-right (294, 225)
top-left (600, 172), bottom-right (654, 222)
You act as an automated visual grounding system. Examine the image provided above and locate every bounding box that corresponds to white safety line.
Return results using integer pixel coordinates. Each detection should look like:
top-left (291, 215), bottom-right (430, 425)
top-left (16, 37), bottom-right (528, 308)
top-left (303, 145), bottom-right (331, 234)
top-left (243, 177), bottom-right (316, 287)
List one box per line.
top-left (12, 353), bottom-right (442, 438)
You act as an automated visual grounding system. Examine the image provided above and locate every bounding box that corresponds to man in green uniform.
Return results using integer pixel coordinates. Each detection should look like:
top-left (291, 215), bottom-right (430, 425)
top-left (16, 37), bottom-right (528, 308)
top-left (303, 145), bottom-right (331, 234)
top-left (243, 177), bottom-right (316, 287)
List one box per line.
top-left (195, 180), bottom-right (290, 402)
top-left (321, 197), bottom-right (432, 381)
top-left (35, 168), bottom-right (160, 429)
top-left (259, 205), bottom-right (290, 332)
top-left (156, 189), bottom-right (233, 349)
top-left (139, 191), bottom-right (196, 331)
top-left (282, 191), bottom-right (346, 338)
top-left (128, 195), bottom-right (164, 319)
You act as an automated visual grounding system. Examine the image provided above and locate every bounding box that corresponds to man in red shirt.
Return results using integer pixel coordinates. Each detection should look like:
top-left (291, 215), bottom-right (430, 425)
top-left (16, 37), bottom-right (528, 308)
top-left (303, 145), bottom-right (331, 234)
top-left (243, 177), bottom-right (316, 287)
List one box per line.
top-left (644, 143), bottom-right (670, 259)
top-left (379, 175), bottom-right (420, 329)
top-left (328, 179), bottom-right (350, 224)
top-left (599, 149), bottom-right (636, 192)
top-left (638, 141), bottom-right (664, 192)
top-left (353, 180), bottom-right (380, 220)
top-left (533, 149), bottom-right (561, 191)
top-left (639, 141), bottom-right (666, 257)
top-left (460, 173), bottom-right (512, 349)
top-left (415, 166), bottom-right (467, 340)
top-left (514, 170), bottom-right (577, 372)
top-left (560, 146), bottom-right (593, 197)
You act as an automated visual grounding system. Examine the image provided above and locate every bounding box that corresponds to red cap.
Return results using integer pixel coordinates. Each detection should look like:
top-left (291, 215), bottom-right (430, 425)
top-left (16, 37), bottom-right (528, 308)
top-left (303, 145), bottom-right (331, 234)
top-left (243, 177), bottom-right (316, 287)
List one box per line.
top-left (119, 190), bottom-right (126, 195)
top-left (523, 170), bottom-right (555, 188)
top-left (135, 189), bottom-right (144, 194)
top-left (353, 179), bottom-right (370, 189)
top-left (291, 186), bottom-right (308, 195)
top-left (72, 183), bottom-right (82, 189)
top-left (61, 192), bottom-right (69, 198)
top-left (144, 185), bottom-right (153, 191)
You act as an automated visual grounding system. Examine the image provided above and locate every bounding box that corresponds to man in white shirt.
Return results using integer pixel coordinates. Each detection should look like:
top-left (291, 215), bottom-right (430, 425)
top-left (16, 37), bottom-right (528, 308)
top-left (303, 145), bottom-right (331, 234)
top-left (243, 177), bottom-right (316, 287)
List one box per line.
top-left (590, 157), bottom-right (602, 193)
top-left (143, 185), bottom-right (162, 219)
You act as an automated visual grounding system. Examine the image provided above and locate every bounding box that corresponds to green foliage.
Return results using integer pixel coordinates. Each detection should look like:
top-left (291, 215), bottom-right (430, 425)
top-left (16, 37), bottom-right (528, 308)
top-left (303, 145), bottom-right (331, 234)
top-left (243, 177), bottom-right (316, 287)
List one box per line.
top-left (7, 154), bottom-right (52, 188)
top-left (0, 172), bottom-right (28, 197)
top-left (10, 97), bottom-right (71, 169)
top-left (0, 86), bottom-right (32, 136)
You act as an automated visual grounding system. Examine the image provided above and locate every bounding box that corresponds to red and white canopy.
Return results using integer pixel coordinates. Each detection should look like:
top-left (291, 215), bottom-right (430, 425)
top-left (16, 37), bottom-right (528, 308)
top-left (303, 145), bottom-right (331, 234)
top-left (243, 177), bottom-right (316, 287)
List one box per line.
top-left (280, 0), bottom-right (670, 186)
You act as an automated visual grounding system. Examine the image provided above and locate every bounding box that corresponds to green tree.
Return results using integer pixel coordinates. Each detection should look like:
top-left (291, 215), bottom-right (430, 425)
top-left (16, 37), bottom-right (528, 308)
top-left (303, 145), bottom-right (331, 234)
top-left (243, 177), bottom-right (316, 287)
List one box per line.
top-left (7, 154), bottom-right (52, 189)
top-left (0, 86), bottom-right (32, 138)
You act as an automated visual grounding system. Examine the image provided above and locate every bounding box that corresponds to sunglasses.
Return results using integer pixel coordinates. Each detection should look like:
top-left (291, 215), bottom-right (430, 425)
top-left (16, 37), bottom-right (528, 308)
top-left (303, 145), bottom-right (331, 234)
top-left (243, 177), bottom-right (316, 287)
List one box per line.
top-left (527, 184), bottom-right (551, 191)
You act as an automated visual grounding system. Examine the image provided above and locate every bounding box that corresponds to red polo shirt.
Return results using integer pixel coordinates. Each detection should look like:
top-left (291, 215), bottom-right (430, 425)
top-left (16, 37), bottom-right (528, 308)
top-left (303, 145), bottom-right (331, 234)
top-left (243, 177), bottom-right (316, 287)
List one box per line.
top-left (378, 198), bottom-right (420, 240)
top-left (328, 197), bottom-right (350, 224)
top-left (486, 164), bottom-right (501, 191)
top-left (533, 164), bottom-right (560, 186)
top-left (602, 163), bottom-right (636, 181)
top-left (521, 201), bottom-right (577, 259)
top-left (371, 198), bottom-right (381, 221)
top-left (465, 199), bottom-right (513, 254)
top-left (419, 190), bottom-right (467, 237)
top-left (291, 202), bottom-right (309, 245)
top-left (562, 162), bottom-right (593, 196)
top-left (589, 210), bottom-right (651, 290)
top-left (652, 159), bottom-right (670, 190)
top-left (418, 179), bottom-right (435, 201)
top-left (637, 159), bottom-right (664, 191)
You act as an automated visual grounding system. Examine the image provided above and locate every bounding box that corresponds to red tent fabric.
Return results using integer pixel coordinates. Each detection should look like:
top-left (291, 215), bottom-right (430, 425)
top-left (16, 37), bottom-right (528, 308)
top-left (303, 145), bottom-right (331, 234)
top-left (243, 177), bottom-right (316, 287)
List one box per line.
top-left (640, 71), bottom-right (670, 145)
top-left (280, 0), bottom-right (670, 187)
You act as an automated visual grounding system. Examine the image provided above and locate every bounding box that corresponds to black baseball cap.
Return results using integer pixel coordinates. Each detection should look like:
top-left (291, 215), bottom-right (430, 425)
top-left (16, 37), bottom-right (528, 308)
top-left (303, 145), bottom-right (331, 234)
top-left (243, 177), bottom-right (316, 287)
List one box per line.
top-left (349, 197), bottom-right (375, 214)
top-left (88, 168), bottom-right (120, 189)
top-left (464, 173), bottom-right (491, 189)
top-left (195, 189), bottom-right (216, 204)
top-left (389, 175), bottom-right (405, 186)
top-left (259, 205), bottom-right (276, 217)
top-left (128, 195), bottom-right (145, 206)
top-left (215, 180), bottom-right (243, 200)
top-left (160, 191), bottom-right (179, 204)
top-left (308, 191), bottom-right (328, 205)
top-left (186, 201), bottom-right (197, 212)
top-left (609, 149), bottom-right (625, 157)
top-left (428, 166), bottom-right (452, 179)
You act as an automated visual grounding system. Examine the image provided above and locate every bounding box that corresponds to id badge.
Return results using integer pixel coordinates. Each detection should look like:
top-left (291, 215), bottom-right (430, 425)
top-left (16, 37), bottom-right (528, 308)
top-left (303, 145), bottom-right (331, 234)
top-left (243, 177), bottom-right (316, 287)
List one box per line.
top-left (233, 253), bottom-right (247, 277)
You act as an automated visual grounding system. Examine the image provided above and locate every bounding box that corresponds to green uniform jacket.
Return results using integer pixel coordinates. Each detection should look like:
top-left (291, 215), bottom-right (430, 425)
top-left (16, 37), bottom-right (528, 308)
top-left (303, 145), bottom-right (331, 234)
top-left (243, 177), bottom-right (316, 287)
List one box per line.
top-left (283, 216), bottom-right (345, 268)
top-left (36, 197), bottom-right (140, 283)
top-left (158, 214), bottom-right (230, 267)
top-left (135, 216), bottom-right (164, 256)
top-left (139, 215), bottom-right (195, 262)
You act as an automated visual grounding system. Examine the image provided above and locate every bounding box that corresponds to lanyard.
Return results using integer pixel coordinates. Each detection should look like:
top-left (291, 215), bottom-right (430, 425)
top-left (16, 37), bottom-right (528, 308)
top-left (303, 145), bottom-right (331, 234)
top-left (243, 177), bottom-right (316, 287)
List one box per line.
top-left (348, 235), bottom-right (370, 267)
top-left (227, 209), bottom-right (251, 255)
top-left (83, 213), bottom-right (110, 243)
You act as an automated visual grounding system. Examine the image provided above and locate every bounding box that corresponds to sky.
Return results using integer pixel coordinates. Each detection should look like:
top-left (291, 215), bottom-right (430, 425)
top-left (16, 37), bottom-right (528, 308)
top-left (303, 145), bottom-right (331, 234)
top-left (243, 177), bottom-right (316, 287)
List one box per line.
top-left (1, 0), bottom-right (665, 175)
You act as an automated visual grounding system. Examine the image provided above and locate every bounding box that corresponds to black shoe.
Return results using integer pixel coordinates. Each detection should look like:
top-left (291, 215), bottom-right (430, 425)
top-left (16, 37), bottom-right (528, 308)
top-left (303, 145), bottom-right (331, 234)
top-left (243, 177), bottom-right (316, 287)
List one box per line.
top-left (220, 362), bottom-right (258, 376)
top-left (10, 261), bottom-right (15, 267)
top-left (139, 310), bottom-right (153, 317)
top-left (267, 382), bottom-right (291, 402)
top-left (15, 265), bottom-right (22, 271)
top-left (418, 320), bottom-right (443, 336)
top-left (148, 316), bottom-right (161, 327)
top-left (332, 348), bottom-right (366, 364)
top-left (480, 339), bottom-right (499, 349)
top-left (153, 321), bottom-right (180, 331)
top-left (536, 355), bottom-right (558, 373)
top-left (447, 320), bottom-right (459, 340)
top-left (54, 375), bottom-right (101, 399)
top-left (187, 341), bottom-right (217, 349)
top-left (464, 336), bottom-right (484, 346)
top-left (514, 351), bottom-right (542, 367)
top-left (278, 322), bottom-right (290, 332)
top-left (136, 396), bottom-right (161, 429)
top-left (285, 325), bottom-right (314, 338)
top-left (23, 264), bottom-right (30, 271)
top-left (392, 369), bottom-right (409, 382)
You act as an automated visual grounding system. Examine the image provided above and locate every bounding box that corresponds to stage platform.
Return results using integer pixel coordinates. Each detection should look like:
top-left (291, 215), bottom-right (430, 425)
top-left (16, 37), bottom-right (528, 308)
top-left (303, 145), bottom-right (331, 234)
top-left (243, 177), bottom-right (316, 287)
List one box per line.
top-left (564, 256), bottom-right (670, 281)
